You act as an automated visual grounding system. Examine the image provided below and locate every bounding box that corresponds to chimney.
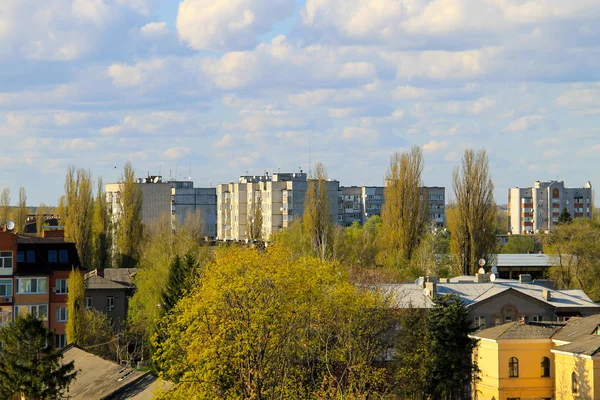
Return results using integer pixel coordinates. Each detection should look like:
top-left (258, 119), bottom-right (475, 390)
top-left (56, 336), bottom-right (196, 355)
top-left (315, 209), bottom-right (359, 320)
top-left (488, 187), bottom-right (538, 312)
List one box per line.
top-left (42, 227), bottom-right (65, 240)
top-left (542, 289), bottom-right (552, 302)
top-left (425, 281), bottom-right (437, 298)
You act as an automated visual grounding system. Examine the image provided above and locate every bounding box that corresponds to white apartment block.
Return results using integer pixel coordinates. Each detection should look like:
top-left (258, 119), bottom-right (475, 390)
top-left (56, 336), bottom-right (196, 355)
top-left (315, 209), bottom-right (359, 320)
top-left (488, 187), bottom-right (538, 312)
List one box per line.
top-left (340, 186), bottom-right (445, 227)
top-left (217, 172), bottom-right (341, 241)
top-left (508, 180), bottom-right (592, 234)
top-left (106, 176), bottom-right (217, 238)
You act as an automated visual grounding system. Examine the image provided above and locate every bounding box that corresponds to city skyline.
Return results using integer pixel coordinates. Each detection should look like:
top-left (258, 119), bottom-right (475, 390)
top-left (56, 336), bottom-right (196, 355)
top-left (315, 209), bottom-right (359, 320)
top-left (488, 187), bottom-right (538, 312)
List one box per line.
top-left (1, 1), bottom-right (599, 206)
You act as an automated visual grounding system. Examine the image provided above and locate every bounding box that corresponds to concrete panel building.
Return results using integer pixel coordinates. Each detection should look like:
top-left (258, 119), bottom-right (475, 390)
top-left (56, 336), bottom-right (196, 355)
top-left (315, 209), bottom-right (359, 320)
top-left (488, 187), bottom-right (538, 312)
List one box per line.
top-left (508, 181), bottom-right (592, 234)
top-left (217, 171), bottom-right (341, 241)
top-left (106, 176), bottom-right (217, 238)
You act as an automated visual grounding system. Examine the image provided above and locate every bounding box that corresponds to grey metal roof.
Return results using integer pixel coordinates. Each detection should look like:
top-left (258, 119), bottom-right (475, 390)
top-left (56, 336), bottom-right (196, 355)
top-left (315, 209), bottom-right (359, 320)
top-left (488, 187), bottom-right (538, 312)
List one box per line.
top-left (552, 314), bottom-right (600, 342)
top-left (385, 279), bottom-right (599, 310)
top-left (495, 253), bottom-right (554, 267)
top-left (475, 321), bottom-right (564, 340)
top-left (85, 268), bottom-right (138, 290)
top-left (552, 335), bottom-right (600, 356)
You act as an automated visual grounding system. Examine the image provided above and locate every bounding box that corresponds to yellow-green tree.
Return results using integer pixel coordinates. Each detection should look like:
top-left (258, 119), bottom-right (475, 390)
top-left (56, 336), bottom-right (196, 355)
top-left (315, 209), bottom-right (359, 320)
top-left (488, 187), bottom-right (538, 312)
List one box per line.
top-left (152, 245), bottom-right (394, 399)
top-left (448, 149), bottom-right (497, 275)
top-left (66, 269), bottom-right (85, 345)
top-left (115, 162), bottom-right (143, 268)
top-left (15, 187), bottom-right (27, 233)
top-left (303, 163), bottom-right (333, 259)
top-left (92, 177), bottom-right (112, 270)
top-left (0, 188), bottom-right (10, 224)
top-left (378, 147), bottom-right (427, 270)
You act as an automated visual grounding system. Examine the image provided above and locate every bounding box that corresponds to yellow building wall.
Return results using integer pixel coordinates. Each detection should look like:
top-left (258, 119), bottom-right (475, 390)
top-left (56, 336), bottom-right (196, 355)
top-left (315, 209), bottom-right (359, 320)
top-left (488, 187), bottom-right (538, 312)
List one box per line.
top-left (475, 339), bottom-right (554, 400)
top-left (554, 353), bottom-right (600, 400)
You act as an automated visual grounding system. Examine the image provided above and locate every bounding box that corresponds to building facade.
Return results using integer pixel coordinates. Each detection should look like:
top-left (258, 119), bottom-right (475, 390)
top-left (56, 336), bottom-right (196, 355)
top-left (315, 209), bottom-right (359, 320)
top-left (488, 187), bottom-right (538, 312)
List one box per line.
top-left (508, 181), bottom-right (593, 234)
top-left (217, 171), bottom-right (341, 241)
top-left (106, 175), bottom-right (217, 238)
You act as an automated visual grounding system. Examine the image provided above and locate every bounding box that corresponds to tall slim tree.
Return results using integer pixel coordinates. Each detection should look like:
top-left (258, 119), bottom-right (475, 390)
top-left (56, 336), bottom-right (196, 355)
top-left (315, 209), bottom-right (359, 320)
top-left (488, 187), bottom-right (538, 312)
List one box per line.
top-left (161, 253), bottom-right (199, 316)
top-left (303, 163), bottom-right (332, 259)
top-left (92, 177), bottom-right (112, 270)
top-left (62, 167), bottom-right (94, 269)
top-left (0, 188), bottom-right (10, 224)
top-left (36, 202), bottom-right (49, 235)
top-left (66, 268), bottom-right (85, 345)
top-left (378, 146), bottom-right (427, 269)
top-left (0, 314), bottom-right (76, 399)
top-left (15, 187), bottom-right (28, 232)
top-left (116, 162), bottom-right (143, 268)
top-left (246, 193), bottom-right (263, 242)
top-left (448, 149), bottom-right (497, 275)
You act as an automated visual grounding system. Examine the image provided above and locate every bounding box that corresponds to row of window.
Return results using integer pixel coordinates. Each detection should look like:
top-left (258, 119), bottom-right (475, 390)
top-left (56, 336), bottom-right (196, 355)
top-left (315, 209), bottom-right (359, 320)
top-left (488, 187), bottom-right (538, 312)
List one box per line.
top-left (2, 296), bottom-right (115, 324)
top-left (0, 278), bottom-right (68, 296)
top-left (0, 250), bottom-right (70, 268)
top-left (508, 357), bottom-right (550, 378)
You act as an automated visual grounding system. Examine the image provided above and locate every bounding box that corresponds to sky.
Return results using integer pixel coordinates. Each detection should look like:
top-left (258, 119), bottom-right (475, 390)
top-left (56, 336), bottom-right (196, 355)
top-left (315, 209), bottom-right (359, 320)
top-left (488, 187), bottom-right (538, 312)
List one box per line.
top-left (1, 0), bottom-right (600, 206)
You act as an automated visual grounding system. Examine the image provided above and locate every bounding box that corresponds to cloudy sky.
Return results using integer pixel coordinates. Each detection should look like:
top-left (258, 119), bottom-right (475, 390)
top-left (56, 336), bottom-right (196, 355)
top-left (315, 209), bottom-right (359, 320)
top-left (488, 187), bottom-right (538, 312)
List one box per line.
top-left (1, 0), bottom-right (599, 206)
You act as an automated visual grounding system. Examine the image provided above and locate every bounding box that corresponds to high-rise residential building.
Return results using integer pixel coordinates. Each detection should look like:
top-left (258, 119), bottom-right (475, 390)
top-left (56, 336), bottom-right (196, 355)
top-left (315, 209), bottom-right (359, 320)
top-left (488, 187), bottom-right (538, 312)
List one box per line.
top-left (217, 171), bottom-right (341, 241)
top-left (508, 181), bottom-right (592, 234)
top-left (340, 186), bottom-right (445, 227)
top-left (106, 175), bottom-right (217, 238)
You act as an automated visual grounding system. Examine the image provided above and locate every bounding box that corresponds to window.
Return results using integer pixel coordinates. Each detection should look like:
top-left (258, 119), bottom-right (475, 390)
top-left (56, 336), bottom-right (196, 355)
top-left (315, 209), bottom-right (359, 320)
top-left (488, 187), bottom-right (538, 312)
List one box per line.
top-left (16, 251), bottom-right (24, 263)
top-left (494, 315), bottom-right (502, 326)
top-left (541, 357), bottom-right (550, 377)
top-left (0, 279), bottom-right (12, 296)
top-left (531, 315), bottom-right (540, 322)
top-left (15, 305), bottom-right (48, 321)
top-left (509, 357), bottom-right (519, 377)
top-left (505, 316), bottom-right (513, 322)
top-left (59, 250), bottom-right (68, 263)
top-left (85, 297), bottom-right (92, 309)
top-left (17, 278), bottom-right (47, 294)
top-left (474, 316), bottom-right (486, 329)
top-left (56, 307), bottom-right (68, 322)
top-left (26, 250), bottom-right (35, 263)
top-left (0, 251), bottom-right (12, 269)
top-left (572, 372), bottom-right (578, 393)
top-left (55, 279), bottom-right (68, 294)
top-left (106, 296), bottom-right (115, 312)
top-left (55, 333), bottom-right (66, 349)
top-left (48, 250), bottom-right (57, 263)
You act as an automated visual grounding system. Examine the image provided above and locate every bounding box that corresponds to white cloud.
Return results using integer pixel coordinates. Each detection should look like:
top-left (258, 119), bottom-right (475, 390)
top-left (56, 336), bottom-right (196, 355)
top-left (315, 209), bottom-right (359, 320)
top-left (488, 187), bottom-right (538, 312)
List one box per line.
top-left (338, 62), bottom-right (376, 79)
top-left (328, 108), bottom-right (357, 118)
top-left (177, 0), bottom-right (294, 50)
top-left (140, 22), bottom-right (168, 38)
top-left (53, 112), bottom-right (88, 126)
top-left (60, 138), bottom-right (97, 150)
top-left (100, 112), bottom-right (186, 135)
top-left (342, 127), bottom-right (378, 140)
top-left (505, 114), bottom-right (544, 132)
top-left (213, 134), bottom-right (236, 148)
top-left (392, 85), bottom-right (428, 100)
top-left (423, 140), bottom-right (449, 153)
top-left (108, 59), bottom-right (166, 88)
top-left (556, 83), bottom-right (600, 109)
top-left (163, 146), bottom-right (191, 160)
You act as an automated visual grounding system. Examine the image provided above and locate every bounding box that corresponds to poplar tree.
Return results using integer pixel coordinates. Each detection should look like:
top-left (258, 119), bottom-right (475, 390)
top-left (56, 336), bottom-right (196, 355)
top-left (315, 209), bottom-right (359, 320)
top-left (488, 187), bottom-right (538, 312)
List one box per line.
top-left (62, 167), bottom-right (94, 269)
top-left (0, 314), bottom-right (76, 399)
top-left (116, 162), bottom-right (143, 268)
top-left (15, 187), bottom-right (27, 232)
top-left (448, 149), bottom-right (497, 275)
top-left (378, 146), bottom-right (427, 269)
top-left (66, 268), bottom-right (85, 345)
top-left (303, 163), bottom-right (332, 259)
top-left (0, 188), bottom-right (10, 223)
top-left (246, 194), bottom-right (263, 242)
top-left (36, 203), bottom-right (49, 235)
top-left (92, 177), bottom-right (112, 270)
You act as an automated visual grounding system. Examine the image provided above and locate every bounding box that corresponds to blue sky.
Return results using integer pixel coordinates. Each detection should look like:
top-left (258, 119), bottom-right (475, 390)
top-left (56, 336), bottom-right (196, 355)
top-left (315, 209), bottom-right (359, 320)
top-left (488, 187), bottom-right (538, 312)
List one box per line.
top-left (1, 0), bottom-right (600, 206)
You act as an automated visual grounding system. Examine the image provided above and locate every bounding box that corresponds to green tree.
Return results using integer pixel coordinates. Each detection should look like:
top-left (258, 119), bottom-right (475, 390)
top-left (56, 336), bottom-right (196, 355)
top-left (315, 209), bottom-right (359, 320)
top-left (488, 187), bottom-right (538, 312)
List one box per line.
top-left (79, 309), bottom-right (115, 360)
top-left (161, 253), bottom-right (199, 315)
top-left (15, 186), bottom-right (28, 233)
top-left (448, 149), bottom-right (498, 275)
top-left (36, 202), bottom-right (49, 235)
top-left (0, 188), bottom-right (10, 223)
top-left (333, 216), bottom-right (381, 267)
top-left (426, 293), bottom-right (479, 400)
top-left (246, 193), bottom-right (263, 242)
top-left (303, 162), bottom-right (333, 259)
top-left (558, 207), bottom-right (573, 224)
top-left (0, 314), bottom-right (76, 400)
top-left (116, 162), bottom-right (144, 268)
top-left (66, 268), bottom-right (85, 345)
top-left (62, 167), bottom-right (94, 269)
top-left (411, 228), bottom-right (452, 278)
top-left (378, 147), bottom-right (427, 270)
top-left (501, 235), bottom-right (536, 254)
top-left (92, 176), bottom-right (112, 270)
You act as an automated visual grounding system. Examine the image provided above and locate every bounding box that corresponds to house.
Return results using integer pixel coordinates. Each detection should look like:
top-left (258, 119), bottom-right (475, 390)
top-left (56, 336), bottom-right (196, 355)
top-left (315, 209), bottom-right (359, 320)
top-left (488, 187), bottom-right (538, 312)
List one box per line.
top-left (472, 314), bottom-right (600, 399)
top-left (385, 273), bottom-right (600, 330)
top-left (61, 345), bottom-right (171, 399)
top-left (85, 268), bottom-right (137, 332)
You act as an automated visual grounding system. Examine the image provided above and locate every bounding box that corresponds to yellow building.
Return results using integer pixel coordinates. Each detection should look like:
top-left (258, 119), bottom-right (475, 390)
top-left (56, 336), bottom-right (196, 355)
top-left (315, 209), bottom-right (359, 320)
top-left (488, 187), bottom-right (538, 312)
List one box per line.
top-left (473, 315), bottom-right (600, 400)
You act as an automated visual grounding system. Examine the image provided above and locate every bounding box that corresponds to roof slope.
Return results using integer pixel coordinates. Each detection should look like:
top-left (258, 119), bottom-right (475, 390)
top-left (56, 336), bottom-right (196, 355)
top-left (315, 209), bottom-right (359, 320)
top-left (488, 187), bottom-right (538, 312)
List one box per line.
top-left (552, 314), bottom-right (600, 343)
top-left (85, 268), bottom-right (137, 290)
top-left (475, 321), bottom-right (564, 340)
top-left (552, 335), bottom-right (600, 356)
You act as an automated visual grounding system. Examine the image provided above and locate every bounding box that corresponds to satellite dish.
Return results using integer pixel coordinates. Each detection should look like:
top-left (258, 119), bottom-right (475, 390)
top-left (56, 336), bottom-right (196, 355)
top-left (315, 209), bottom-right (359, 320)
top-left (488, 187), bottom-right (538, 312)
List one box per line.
top-left (491, 266), bottom-right (499, 274)
top-left (490, 273), bottom-right (496, 282)
top-left (478, 258), bottom-right (486, 267)
top-left (5, 220), bottom-right (15, 231)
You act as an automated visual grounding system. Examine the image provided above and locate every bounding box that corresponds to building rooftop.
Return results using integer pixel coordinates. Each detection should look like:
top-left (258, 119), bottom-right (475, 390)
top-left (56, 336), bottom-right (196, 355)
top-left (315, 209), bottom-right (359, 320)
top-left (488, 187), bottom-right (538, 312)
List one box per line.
top-left (552, 335), bottom-right (600, 357)
top-left (85, 268), bottom-right (138, 290)
top-left (496, 254), bottom-right (554, 267)
top-left (476, 321), bottom-right (565, 341)
top-left (552, 314), bottom-right (600, 343)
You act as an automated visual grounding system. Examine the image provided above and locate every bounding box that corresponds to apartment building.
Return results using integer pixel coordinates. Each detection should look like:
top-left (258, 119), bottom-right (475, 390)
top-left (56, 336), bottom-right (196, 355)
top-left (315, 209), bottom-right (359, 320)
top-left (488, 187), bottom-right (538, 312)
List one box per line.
top-left (217, 171), bottom-right (341, 241)
top-left (106, 175), bottom-right (217, 238)
top-left (0, 226), bottom-right (84, 349)
top-left (340, 186), bottom-right (445, 227)
top-left (508, 181), bottom-right (593, 234)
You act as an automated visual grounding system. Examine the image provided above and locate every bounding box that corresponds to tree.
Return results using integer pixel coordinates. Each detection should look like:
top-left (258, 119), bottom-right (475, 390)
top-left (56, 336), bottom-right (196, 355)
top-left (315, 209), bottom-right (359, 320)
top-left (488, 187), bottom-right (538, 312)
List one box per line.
top-left (333, 216), bottom-right (381, 267)
top-left (0, 314), bottom-right (76, 399)
top-left (411, 228), bottom-right (452, 278)
top-left (303, 162), bottom-right (333, 259)
top-left (246, 194), bottom-right (263, 242)
top-left (36, 202), bottom-right (49, 235)
top-left (115, 162), bottom-right (144, 268)
top-left (558, 207), bottom-right (573, 224)
top-left (426, 293), bottom-right (479, 400)
top-left (92, 177), bottom-right (112, 270)
top-left (15, 186), bottom-right (28, 233)
top-left (501, 235), bottom-right (537, 254)
top-left (378, 147), bottom-right (427, 270)
top-left (0, 188), bottom-right (10, 223)
top-left (79, 309), bottom-right (116, 360)
top-left (448, 149), bottom-right (497, 276)
top-left (66, 268), bottom-right (85, 345)
top-left (161, 253), bottom-right (199, 315)
top-left (62, 167), bottom-right (94, 269)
